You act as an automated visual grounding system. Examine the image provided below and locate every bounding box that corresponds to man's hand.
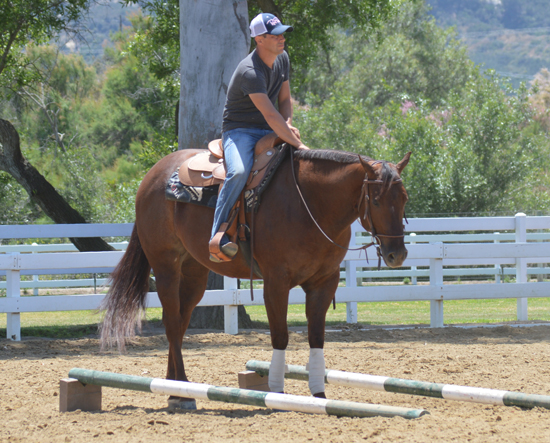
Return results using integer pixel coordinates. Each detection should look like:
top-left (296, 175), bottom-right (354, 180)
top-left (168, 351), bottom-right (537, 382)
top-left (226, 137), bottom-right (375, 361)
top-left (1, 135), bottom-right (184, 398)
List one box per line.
top-left (250, 92), bottom-right (305, 149)
top-left (287, 120), bottom-right (301, 140)
top-left (289, 124), bottom-right (308, 149)
top-left (287, 122), bottom-right (308, 149)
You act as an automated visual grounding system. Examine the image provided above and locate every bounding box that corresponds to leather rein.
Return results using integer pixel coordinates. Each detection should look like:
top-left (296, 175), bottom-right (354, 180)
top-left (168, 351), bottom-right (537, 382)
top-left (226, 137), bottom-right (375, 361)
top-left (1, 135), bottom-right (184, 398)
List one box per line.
top-left (289, 148), bottom-right (405, 269)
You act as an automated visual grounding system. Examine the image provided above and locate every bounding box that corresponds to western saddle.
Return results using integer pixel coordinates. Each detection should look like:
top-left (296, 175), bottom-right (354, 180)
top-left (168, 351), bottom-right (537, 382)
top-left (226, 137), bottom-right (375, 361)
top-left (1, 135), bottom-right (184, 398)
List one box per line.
top-left (177, 132), bottom-right (285, 263)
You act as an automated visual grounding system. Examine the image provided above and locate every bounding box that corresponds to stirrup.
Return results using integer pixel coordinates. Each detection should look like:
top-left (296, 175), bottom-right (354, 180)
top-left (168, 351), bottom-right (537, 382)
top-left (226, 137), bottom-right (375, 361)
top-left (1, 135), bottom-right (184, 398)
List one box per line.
top-left (209, 231), bottom-right (238, 262)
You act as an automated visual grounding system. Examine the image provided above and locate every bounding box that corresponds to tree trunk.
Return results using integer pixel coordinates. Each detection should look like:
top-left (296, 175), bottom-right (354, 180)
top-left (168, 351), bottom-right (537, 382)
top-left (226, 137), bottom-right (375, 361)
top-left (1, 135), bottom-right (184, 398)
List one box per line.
top-left (0, 118), bottom-right (114, 252)
top-left (180, 0), bottom-right (251, 328)
top-left (189, 272), bottom-right (254, 329)
top-left (178, 0), bottom-right (250, 149)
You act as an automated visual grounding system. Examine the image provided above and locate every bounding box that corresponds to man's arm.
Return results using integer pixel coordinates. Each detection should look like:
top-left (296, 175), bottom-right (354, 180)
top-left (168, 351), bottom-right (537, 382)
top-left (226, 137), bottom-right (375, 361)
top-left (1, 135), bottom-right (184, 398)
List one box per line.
top-left (278, 80), bottom-right (293, 123)
top-left (277, 80), bottom-right (301, 140)
top-left (249, 91), bottom-right (308, 149)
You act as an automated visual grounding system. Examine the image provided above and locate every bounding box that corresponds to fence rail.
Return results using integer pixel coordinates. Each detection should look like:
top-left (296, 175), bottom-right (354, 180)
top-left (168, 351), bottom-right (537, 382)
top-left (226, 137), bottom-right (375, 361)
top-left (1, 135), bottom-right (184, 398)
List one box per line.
top-left (1, 214), bottom-right (549, 340)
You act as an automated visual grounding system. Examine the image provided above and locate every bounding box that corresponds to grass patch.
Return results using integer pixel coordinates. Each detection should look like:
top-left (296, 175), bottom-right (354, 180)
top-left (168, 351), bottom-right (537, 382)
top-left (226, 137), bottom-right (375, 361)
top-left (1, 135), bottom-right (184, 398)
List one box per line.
top-left (0, 309), bottom-right (164, 339)
top-left (2, 298), bottom-right (550, 339)
top-left (245, 298), bottom-right (550, 326)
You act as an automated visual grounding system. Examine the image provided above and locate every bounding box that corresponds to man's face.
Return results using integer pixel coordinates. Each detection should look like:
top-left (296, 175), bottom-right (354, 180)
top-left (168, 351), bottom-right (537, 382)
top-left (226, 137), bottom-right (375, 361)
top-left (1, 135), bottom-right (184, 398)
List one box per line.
top-left (260, 33), bottom-right (285, 54)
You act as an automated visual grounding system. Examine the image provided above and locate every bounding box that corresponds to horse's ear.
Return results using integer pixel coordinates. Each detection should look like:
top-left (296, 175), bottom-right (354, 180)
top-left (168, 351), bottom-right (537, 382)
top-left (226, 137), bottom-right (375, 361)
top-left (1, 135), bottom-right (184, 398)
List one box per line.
top-left (359, 155), bottom-right (376, 179)
top-left (396, 151), bottom-right (412, 175)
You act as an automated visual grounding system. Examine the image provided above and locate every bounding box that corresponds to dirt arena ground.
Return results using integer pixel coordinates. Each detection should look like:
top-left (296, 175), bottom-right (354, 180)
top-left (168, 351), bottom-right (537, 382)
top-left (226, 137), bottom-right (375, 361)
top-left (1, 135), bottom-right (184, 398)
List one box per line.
top-left (2, 323), bottom-right (550, 442)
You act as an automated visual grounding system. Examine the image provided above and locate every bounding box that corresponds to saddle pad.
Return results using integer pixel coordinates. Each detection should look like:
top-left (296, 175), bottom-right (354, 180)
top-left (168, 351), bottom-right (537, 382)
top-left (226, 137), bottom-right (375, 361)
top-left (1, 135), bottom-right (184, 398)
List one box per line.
top-left (166, 168), bottom-right (219, 208)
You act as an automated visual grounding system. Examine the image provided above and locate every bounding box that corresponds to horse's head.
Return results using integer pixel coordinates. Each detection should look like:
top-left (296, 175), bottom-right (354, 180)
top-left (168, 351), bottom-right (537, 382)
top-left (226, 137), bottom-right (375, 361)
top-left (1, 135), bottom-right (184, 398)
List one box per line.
top-left (358, 152), bottom-right (411, 268)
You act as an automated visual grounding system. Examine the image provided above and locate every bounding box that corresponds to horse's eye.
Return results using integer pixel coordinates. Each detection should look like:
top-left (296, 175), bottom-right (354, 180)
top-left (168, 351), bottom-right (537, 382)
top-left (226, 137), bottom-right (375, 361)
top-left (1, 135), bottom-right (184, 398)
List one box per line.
top-left (373, 198), bottom-right (380, 207)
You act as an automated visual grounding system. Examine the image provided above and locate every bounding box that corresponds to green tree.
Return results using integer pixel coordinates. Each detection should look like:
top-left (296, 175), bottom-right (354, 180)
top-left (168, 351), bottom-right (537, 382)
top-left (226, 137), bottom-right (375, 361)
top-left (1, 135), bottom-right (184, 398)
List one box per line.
top-left (0, 14), bottom-right (182, 227)
top-left (17, 45), bottom-right (99, 157)
top-left (294, 1), bottom-right (542, 216)
top-left (530, 68), bottom-right (550, 132)
top-left (122, 0), bottom-right (400, 94)
top-left (0, 172), bottom-right (38, 225)
top-left (370, 77), bottom-right (536, 215)
top-left (0, 0), bottom-right (92, 92)
top-left (0, 0), bottom-right (127, 251)
top-left (248, 0), bottom-right (400, 87)
top-left (123, 1), bottom-right (180, 83)
top-left (298, 0), bottom-right (475, 106)
top-left (0, 1), bottom-right (116, 251)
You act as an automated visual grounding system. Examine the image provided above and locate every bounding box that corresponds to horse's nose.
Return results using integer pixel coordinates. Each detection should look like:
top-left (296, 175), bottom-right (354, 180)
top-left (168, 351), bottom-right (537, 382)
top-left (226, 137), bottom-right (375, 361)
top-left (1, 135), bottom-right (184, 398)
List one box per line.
top-left (386, 249), bottom-right (408, 268)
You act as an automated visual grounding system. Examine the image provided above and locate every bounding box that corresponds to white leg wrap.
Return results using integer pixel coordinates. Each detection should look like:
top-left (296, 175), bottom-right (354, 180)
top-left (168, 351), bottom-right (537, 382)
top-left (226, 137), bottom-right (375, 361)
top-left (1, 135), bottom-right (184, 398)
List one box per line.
top-left (268, 349), bottom-right (286, 393)
top-left (308, 348), bottom-right (326, 395)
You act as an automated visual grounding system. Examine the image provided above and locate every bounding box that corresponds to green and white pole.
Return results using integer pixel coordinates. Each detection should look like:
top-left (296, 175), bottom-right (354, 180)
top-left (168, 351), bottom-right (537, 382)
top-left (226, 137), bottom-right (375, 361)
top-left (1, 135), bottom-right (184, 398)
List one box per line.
top-left (68, 368), bottom-right (427, 419)
top-left (246, 360), bottom-right (550, 410)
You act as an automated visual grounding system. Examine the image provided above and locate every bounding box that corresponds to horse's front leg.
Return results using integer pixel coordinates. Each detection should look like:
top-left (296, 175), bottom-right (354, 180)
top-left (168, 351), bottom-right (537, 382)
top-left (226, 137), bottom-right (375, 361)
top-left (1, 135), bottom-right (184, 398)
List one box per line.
top-left (303, 270), bottom-right (340, 398)
top-left (263, 277), bottom-right (291, 394)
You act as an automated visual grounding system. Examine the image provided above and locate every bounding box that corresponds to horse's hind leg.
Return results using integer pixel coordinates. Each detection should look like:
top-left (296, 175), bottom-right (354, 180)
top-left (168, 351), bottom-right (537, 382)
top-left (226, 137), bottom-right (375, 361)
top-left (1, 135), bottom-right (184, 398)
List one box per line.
top-left (152, 251), bottom-right (209, 409)
top-left (163, 256), bottom-right (209, 409)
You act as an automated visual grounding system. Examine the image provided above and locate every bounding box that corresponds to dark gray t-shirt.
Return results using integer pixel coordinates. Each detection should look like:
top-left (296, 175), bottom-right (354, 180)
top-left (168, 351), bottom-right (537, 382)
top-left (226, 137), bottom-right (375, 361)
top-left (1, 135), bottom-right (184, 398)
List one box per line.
top-left (222, 49), bottom-right (290, 133)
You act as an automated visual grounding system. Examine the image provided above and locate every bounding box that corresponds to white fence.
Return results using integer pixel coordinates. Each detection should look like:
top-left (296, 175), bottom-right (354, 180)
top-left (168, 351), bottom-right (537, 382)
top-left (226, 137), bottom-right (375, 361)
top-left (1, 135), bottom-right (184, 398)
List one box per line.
top-left (1, 214), bottom-right (550, 341)
top-left (0, 241), bottom-right (129, 293)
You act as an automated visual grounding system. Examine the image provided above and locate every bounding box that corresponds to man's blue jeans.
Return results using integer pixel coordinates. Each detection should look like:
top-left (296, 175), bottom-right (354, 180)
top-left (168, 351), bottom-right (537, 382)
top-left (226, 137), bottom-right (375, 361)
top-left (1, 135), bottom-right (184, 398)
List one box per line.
top-left (210, 127), bottom-right (274, 241)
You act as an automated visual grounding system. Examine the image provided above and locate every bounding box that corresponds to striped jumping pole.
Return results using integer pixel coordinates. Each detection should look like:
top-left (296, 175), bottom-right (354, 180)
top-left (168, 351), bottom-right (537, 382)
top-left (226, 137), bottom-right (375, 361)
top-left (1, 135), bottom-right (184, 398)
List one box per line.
top-left (246, 360), bottom-right (550, 410)
top-left (68, 368), bottom-right (427, 419)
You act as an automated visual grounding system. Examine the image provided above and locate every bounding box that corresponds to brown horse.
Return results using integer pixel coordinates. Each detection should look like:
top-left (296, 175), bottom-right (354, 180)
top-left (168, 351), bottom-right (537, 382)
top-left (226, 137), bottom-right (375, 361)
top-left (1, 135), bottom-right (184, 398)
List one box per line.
top-left (100, 146), bottom-right (410, 409)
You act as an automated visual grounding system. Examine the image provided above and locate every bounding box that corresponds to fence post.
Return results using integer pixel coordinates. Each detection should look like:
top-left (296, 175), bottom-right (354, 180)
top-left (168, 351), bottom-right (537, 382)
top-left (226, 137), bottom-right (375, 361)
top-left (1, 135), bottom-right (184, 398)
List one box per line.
top-left (32, 243), bottom-right (39, 295)
top-left (223, 276), bottom-right (239, 335)
top-left (345, 261), bottom-right (358, 324)
top-left (515, 213), bottom-right (528, 321)
top-left (429, 242), bottom-right (444, 328)
top-left (410, 233), bottom-right (417, 285)
top-left (536, 211), bottom-right (545, 282)
top-left (6, 252), bottom-right (22, 341)
top-left (494, 233), bottom-right (501, 284)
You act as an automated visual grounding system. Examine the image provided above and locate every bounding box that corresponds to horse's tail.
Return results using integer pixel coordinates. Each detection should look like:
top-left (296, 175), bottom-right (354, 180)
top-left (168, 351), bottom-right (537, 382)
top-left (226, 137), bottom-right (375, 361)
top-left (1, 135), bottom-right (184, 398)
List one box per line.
top-left (99, 224), bottom-right (151, 352)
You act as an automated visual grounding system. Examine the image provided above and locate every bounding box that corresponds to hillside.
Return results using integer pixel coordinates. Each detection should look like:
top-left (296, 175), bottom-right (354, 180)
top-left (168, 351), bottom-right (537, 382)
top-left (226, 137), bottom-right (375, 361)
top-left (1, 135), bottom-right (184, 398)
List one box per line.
top-left (427, 0), bottom-right (550, 86)
top-left (60, 1), bottom-right (140, 62)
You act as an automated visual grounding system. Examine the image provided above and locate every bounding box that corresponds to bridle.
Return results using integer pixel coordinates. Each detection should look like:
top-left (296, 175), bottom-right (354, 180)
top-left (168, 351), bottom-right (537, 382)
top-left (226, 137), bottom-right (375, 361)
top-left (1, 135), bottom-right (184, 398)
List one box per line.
top-left (290, 149), bottom-right (406, 268)
top-left (357, 166), bottom-right (407, 241)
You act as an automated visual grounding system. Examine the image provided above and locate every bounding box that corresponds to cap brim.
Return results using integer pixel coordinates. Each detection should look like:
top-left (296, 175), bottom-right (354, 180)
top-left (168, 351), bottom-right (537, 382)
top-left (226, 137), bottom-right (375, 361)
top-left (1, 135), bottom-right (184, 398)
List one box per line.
top-left (269, 25), bottom-right (293, 35)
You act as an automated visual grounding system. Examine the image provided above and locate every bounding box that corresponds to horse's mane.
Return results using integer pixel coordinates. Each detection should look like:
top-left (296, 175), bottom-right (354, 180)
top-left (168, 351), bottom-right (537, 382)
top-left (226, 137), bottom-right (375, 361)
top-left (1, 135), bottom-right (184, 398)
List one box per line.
top-left (292, 149), bottom-right (399, 189)
top-left (293, 148), bottom-right (368, 165)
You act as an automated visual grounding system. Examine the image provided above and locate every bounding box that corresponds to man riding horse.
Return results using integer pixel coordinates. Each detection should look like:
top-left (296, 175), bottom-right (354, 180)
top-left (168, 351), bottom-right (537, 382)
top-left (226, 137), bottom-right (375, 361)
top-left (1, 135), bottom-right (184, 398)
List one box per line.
top-left (100, 11), bottom-right (410, 409)
top-left (209, 13), bottom-right (309, 263)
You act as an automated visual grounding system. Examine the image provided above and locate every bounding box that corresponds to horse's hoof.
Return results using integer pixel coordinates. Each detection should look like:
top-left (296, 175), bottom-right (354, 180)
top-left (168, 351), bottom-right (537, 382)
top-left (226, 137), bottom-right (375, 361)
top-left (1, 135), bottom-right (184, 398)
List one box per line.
top-left (313, 392), bottom-right (326, 399)
top-left (167, 398), bottom-right (197, 410)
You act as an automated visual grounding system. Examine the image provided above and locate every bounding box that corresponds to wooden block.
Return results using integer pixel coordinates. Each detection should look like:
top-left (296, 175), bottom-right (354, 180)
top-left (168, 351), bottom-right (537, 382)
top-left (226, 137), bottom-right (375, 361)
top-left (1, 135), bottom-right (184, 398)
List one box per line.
top-left (59, 378), bottom-right (102, 412)
top-left (238, 370), bottom-right (270, 392)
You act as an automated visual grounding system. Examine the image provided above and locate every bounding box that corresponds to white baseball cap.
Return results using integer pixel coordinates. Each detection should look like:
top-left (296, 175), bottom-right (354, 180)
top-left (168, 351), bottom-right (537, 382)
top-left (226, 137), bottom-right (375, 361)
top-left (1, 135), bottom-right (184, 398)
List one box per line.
top-left (250, 13), bottom-right (293, 38)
